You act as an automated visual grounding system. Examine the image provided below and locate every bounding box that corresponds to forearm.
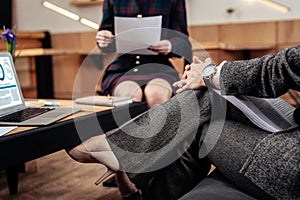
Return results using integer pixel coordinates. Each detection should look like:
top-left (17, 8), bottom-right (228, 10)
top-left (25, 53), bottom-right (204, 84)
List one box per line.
top-left (97, 0), bottom-right (116, 53)
top-left (219, 46), bottom-right (300, 98)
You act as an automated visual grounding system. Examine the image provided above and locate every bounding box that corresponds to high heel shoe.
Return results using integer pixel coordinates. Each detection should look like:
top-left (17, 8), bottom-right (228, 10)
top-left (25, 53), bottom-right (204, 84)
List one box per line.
top-left (90, 151), bottom-right (120, 185)
top-left (66, 135), bottom-right (120, 185)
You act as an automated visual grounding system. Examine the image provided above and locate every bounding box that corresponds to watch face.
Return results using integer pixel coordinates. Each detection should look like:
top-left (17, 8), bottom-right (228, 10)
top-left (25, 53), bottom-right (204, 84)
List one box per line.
top-left (202, 64), bottom-right (217, 79)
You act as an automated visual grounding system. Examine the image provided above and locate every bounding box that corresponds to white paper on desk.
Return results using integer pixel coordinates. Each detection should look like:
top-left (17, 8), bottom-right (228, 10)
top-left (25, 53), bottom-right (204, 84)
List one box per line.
top-left (115, 16), bottom-right (162, 55)
top-left (0, 126), bottom-right (17, 137)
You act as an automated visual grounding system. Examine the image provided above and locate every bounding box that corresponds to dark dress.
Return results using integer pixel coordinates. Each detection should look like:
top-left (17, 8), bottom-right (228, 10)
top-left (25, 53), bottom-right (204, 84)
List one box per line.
top-left (98, 0), bottom-right (192, 95)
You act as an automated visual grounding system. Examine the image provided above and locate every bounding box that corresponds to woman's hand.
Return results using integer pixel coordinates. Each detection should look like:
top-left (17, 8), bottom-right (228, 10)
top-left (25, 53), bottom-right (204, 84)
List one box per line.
top-left (149, 40), bottom-right (172, 55)
top-left (96, 30), bottom-right (114, 48)
top-left (173, 56), bottom-right (212, 93)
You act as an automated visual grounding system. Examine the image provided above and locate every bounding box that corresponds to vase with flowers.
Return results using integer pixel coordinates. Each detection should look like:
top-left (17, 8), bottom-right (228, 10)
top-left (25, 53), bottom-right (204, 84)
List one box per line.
top-left (1, 26), bottom-right (17, 62)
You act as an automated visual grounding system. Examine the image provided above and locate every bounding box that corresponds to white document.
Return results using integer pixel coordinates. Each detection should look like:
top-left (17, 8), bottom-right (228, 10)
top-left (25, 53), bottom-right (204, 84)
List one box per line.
top-left (214, 89), bottom-right (298, 133)
top-left (0, 126), bottom-right (17, 137)
top-left (114, 16), bottom-right (162, 55)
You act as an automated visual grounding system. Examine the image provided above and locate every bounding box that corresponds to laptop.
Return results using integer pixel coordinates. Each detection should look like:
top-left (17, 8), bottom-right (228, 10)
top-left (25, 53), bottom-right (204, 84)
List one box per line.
top-left (0, 52), bottom-right (80, 126)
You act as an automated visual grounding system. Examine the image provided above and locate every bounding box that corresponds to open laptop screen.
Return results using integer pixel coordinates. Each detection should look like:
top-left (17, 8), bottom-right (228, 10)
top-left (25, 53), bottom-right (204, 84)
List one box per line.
top-left (0, 54), bottom-right (24, 115)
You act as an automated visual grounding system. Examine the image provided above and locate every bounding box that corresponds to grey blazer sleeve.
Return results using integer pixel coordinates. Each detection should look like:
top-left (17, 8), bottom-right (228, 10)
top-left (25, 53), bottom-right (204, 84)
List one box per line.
top-left (220, 45), bottom-right (300, 98)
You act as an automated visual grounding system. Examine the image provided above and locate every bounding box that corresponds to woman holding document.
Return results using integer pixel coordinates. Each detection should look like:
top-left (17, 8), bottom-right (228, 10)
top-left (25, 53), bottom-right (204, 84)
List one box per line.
top-left (96, 0), bottom-right (192, 109)
top-left (94, 0), bottom-right (192, 199)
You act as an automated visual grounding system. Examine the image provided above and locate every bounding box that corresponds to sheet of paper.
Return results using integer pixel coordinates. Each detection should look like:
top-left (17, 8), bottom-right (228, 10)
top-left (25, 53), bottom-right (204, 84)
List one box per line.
top-left (114, 16), bottom-right (162, 55)
top-left (0, 126), bottom-right (17, 137)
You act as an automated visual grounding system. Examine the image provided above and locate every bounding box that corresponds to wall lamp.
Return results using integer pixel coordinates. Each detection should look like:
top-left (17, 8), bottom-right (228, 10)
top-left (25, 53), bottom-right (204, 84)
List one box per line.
top-left (260, 0), bottom-right (291, 12)
top-left (42, 1), bottom-right (100, 30)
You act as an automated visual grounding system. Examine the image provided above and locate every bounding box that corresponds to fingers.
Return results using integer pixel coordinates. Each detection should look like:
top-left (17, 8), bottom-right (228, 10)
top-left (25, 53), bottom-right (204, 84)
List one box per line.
top-left (184, 64), bottom-right (191, 71)
top-left (204, 57), bottom-right (212, 66)
top-left (175, 85), bottom-right (188, 94)
top-left (96, 30), bottom-right (114, 48)
top-left (149, 40), bottom-right (172, 55)
top-left (173, 80), bottom-right (189, 94)
top-left (173, 79), bottom-right (187, 88)
top-left (192, 56), bottom-right (202, 64)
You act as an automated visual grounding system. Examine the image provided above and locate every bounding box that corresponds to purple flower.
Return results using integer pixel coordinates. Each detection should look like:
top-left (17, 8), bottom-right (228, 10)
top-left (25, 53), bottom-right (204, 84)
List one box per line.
top-left (1, 28), bottom-right (16, 43)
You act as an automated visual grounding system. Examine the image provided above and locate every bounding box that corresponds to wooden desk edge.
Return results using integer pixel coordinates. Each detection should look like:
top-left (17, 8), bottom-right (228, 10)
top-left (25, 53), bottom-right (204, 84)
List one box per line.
top-left (17, 48), bottom-right (102, 57)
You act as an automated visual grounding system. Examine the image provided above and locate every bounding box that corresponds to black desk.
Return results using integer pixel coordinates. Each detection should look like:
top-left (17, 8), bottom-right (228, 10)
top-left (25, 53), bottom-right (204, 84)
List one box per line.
top-left (0, 102), bottom-right (147, 194)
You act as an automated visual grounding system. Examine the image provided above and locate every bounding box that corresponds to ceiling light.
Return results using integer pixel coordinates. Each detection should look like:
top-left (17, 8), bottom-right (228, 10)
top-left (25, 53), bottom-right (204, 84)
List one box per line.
top-left (42, 1), bottom-right (99, 30)
top-left (260, 0), bottom-right (290, 12)
top-left (42, 1), bottom-right (80, 21)
top-left (80, 18), bottom-right (99, 30)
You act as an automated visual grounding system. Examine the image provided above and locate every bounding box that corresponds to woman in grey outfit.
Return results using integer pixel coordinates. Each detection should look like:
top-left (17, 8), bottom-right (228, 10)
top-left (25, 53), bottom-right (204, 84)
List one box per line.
top-left (67, 45), bottom-right (300, 200)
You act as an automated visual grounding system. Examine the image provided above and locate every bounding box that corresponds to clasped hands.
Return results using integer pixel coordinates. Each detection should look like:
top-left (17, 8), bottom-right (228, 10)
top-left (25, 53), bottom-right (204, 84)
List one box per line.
top-left (96, 30), bottom-right (172, 55)
top-left (173, 56), bottom-right (213, 94)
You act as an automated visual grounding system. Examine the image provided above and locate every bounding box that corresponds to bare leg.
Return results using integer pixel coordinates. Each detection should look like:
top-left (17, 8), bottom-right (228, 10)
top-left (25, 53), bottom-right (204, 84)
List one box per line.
top-left (113, 80), bottom-right (143, 102)
top-left (66, 134), bottom-right (111, 163)
top-left (113, 81), bottom-right (144, 198)
top-left (144, 78), bottom-right (172, 108)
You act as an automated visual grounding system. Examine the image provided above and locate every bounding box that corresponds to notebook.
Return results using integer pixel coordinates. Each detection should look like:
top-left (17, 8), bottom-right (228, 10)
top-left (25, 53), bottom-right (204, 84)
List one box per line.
top-left (0, 52), bottom-right (80, 126)
top-left (75, 95), bottom-right (133, 107)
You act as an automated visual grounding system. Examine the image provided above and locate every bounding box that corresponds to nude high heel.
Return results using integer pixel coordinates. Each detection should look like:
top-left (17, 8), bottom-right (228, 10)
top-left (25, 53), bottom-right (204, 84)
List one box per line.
top-left (66, 141), bottom-right (120, 185)
top-left (90, 151), bottom-right (120, 185)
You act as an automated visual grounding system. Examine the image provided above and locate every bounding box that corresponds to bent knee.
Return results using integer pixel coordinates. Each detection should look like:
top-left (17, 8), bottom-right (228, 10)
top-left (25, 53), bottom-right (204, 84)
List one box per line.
top-left (113, 81), bottom-right (143, 102)
top-left (144, 79), bottom-right (173, 107)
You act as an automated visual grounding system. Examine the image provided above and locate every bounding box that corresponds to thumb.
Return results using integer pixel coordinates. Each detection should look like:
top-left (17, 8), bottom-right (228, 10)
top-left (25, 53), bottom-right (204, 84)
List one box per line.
top-left (192, 56), bottom-right (201, 64)
top-left (204, 57), bottom-right (212, 66)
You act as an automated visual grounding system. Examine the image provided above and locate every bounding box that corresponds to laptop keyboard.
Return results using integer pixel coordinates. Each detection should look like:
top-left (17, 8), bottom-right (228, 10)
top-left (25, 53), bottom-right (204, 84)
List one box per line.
top-left (0, 107), bottom-right (54, 122)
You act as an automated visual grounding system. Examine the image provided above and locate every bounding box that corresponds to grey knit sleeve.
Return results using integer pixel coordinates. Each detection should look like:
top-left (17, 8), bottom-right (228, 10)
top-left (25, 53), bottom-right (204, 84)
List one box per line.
top-left (219, 45), bottom-right (300, 98)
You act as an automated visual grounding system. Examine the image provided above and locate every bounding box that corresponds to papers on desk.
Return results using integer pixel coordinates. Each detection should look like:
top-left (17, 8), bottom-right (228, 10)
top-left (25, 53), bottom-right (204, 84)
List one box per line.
top-left (114, 16), bottom-right (162, 55)
top-left (75, 96), bottom-right (133, 107)
top-left (0, 126), bottom-right (17, 137)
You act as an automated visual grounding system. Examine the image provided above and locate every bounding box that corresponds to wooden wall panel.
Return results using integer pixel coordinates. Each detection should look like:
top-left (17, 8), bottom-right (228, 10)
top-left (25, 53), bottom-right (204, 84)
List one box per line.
top-left (250, 49), bottom-right (276, 59)
top-left (277, 20), bottom-right (300, 45)
top-left (52, 55), bottom-right (81, 98)
top-left (188, 25), bottom-right (219, 44)
top-left (78, 31), bottom-right (98, 53)
top-left (219, 50), bottom-right (244, 62)
top-left (51, 32), bottom-right (103, 99)
top-left (220, 22), bottom-right (276, 48)
top-left (51, 33), bottom-right (81, 49)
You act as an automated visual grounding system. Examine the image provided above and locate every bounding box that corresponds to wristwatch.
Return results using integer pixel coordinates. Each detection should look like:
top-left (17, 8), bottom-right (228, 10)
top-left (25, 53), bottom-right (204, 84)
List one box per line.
top-left (202, 64), bottom-right (217, 88)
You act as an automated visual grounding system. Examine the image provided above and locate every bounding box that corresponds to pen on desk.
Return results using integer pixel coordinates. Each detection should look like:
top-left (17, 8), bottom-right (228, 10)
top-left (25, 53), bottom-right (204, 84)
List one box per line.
top-left (44, 102), bottom-right (60, 107)
top-left (107, 94), bottom-right (113, 106)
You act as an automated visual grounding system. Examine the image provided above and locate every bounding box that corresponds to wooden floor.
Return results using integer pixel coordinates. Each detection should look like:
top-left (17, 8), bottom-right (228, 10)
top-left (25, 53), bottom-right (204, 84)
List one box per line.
top-left (0, 150), bottom-right (122, 200)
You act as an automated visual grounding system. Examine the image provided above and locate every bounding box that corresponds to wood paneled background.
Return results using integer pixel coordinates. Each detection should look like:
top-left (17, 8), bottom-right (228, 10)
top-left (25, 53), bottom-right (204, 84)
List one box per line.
top-left (1, 20), bottom-right (299, 101)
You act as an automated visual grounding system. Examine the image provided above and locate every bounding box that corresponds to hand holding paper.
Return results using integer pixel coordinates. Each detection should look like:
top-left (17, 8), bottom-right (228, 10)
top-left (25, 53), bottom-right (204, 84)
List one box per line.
top-left (148, 40), bottom-right (172, 55)
top-left (96, 30), bottom-right (114, 48)
top-left (114, 16), bottom-right (162, 55)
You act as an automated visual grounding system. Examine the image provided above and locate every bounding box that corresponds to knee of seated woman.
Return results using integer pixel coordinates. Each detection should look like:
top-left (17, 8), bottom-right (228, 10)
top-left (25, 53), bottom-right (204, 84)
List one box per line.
top-left (144, 82), bottom-right (172, 107)
top-left (144, 78), bottom-right (172, 95)
top-left (113, 81), bottom-right (143, 101)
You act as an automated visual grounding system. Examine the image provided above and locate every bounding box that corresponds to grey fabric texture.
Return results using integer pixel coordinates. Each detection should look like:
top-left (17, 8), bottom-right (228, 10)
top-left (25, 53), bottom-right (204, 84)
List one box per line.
top-left (220, 45), bottom-right (300, 97)
top-left (240, 129), bottom-right (300, 200)
top-left (106, 89), bottom-right (212, 174)
top-left (219, 45), bottom-right (300, 199)
top-left (179, 170), bottom-right (256, 200)
top-left (106, 89), bottom-right (213, 200)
